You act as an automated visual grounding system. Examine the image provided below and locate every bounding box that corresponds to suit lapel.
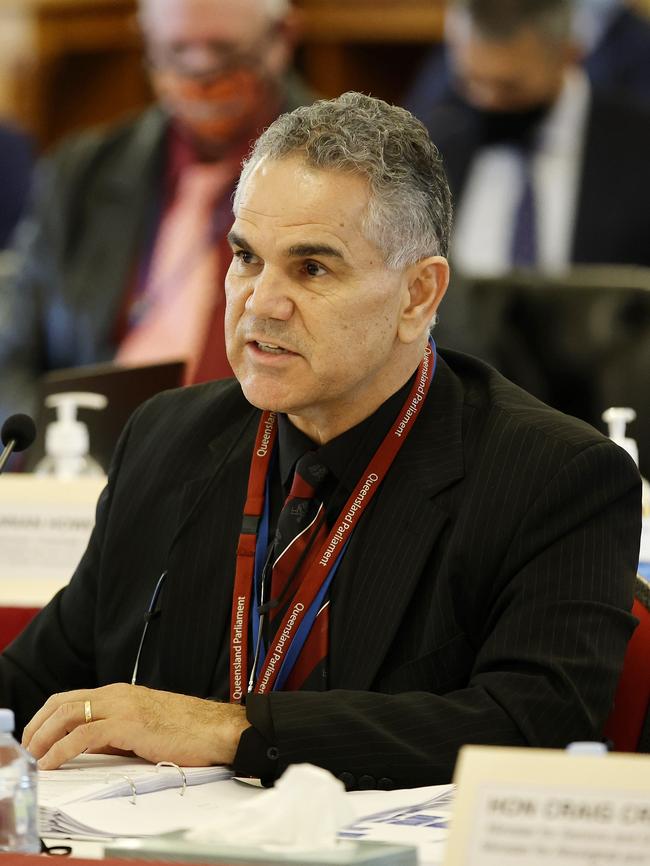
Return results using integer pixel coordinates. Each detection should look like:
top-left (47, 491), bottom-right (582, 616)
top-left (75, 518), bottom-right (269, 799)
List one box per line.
top-left (66, 109), bottom-right (169, 360)
top-left (430, 102), bottom-right (482, 199)
top-left (330, 356), bottom-right (465, 689)
top-left (571, 101), bottom-right (600, 264)
top-left (158, 401), bottom-right (259, 697)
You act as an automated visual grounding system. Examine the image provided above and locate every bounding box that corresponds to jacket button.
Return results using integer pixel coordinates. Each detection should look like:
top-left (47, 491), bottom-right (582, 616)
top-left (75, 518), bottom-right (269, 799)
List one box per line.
top-left (338, 771), bottom-right (356, 790)
top-left (377, 777), bottom-right (395, 790)
top-left (358, 774), bottom-right (376, 790)
top-left (266, 747), bottom-right (280, 761)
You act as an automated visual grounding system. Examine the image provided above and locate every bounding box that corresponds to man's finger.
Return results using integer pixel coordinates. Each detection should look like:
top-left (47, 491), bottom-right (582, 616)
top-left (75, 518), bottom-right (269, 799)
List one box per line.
top-left (22, 688), bottom-right (93, 749)
top-left (37, 719), bottom-right (132, 771)
top-left (26, 699), bottom-right (96, 760)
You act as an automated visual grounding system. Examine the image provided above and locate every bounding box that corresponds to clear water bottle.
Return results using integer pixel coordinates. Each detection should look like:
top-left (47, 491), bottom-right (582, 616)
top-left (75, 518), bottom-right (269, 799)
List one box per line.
top-left (0, 709), bottom-right (39, 852)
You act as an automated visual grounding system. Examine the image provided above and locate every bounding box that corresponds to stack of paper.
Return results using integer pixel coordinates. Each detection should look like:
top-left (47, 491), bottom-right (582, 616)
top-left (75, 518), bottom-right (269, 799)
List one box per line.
top-left (39, 754), bottom-right (234, 838)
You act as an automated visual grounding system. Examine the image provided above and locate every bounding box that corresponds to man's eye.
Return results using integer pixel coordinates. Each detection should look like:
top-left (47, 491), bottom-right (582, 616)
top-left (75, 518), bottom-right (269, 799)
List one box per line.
top-left (304, 261), bottom-right (327, 277)
top-left (234, 250), bottom-right (258, 265)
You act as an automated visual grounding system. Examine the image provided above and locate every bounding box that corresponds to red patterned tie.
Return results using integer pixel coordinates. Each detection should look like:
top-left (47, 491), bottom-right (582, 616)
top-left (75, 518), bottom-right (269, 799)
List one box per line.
top-left (268, 452), bottom-right (330, 690)
top-left (116, 160), bottom-right (237, 382)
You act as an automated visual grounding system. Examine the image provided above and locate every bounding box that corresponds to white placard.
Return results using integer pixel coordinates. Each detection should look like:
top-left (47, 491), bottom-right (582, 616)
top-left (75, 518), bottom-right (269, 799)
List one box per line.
top-left (470, 783), bottom-right (650, 865)
top-left (444, 747), bottom-right (650, 866)
top-left (0, 475), bottom-right (105, 606)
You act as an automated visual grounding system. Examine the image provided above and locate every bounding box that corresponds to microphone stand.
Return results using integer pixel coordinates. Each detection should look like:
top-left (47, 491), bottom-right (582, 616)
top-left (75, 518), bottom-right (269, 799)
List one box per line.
top-left (0, 439), bottom-right (18, 475)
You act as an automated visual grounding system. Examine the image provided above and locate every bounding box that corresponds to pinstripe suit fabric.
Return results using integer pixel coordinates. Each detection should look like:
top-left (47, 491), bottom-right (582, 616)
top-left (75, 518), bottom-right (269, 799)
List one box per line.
top-left (0, 349), bottom-right (641, 786)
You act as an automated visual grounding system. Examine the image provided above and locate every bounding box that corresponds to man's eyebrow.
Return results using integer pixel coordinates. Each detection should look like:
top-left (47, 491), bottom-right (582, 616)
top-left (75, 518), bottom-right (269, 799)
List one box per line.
top-left (287, 243), bottom-right (345, 260)
top-left (227, 231), bottom-right (252, 250)
top-left (227, 233), bottom-right (346, 261)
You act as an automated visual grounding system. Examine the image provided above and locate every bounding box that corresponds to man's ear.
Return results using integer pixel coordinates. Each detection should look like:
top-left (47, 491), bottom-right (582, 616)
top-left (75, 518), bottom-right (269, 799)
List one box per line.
top-left (397, 256), bottom-right (449, 345)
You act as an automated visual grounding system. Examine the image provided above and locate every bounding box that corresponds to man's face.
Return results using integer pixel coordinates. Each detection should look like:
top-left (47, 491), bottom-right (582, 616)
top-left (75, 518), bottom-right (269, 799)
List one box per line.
top-left (225, 156), bottom-right (421, 442)
top-left (141, 0), bottom-right (291, 152)
top-left (448, 22), bottom-right (569, 112)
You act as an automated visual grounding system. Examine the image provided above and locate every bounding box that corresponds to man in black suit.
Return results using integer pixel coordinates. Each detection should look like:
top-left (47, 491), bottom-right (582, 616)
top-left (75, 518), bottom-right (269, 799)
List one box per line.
top-left (3, 93), bottom-right (641, 789)
top-left (405, 0), bottom-right (650, 274)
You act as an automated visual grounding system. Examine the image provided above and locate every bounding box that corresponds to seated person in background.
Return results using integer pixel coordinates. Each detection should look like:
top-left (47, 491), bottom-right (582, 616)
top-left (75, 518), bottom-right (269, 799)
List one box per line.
top-left (0, 0), bottom-right (310, 422)
top-left (0, 122), bottom-right (33, 249)
top-left (408, 0), bottom-right (650, 114)
top-left (404, 0), bottom-right (650, 276)
top-left (1, 93), bottom-right (640, 790)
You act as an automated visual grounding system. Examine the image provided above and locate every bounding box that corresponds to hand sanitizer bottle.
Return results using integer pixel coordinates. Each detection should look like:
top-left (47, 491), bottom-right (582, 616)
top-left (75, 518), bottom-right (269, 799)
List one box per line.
top-left (602, 407), bottom-right (650, 577)
top-left (35, 391), bottom-right (107, 480)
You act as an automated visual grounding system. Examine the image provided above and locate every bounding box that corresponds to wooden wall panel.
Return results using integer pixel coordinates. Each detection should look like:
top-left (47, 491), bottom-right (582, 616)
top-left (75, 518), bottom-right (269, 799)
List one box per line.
top-left (0, 0), bottom-right (444, 149)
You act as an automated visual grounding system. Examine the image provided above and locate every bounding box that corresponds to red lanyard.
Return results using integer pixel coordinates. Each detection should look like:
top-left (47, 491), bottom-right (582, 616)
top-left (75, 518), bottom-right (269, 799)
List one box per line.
top-left (229, 340), bottom-right (437, 702)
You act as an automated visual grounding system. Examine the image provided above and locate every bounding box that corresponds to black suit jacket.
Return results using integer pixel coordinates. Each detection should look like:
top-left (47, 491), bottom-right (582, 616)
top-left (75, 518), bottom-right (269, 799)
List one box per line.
top-left (417, 92), bottom-right (650, 268)
top-left (0, 123), bottom-right (33, 249)
top-left (0, 350), bottom-right (641, 788)
top-left (584, 7), bottom-right (650, 110)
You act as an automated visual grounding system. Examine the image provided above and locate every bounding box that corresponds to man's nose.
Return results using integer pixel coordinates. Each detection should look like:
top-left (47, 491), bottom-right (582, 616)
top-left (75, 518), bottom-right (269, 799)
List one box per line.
top-left (244, 267), bottom-right (293, 320)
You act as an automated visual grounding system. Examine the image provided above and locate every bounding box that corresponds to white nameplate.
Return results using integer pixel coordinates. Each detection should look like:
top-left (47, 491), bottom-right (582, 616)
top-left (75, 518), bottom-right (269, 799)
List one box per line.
top-left (444, 746), bottom-right (650, 866)
top-left (0, 475), bottom-right (106, 606)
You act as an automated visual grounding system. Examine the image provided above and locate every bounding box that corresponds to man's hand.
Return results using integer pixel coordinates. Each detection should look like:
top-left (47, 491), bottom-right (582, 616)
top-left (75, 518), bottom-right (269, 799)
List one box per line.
top-left (21, 684), bottom-right (250, 770)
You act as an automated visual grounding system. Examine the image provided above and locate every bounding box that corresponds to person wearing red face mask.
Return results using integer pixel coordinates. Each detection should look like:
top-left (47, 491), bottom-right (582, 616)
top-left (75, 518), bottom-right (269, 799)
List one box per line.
top-left (0, 0), bottom-right (313, 423)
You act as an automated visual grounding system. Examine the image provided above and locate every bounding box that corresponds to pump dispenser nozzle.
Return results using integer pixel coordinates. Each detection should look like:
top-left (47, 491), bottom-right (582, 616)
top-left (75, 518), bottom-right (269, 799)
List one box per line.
top-left (603, 406), bottom-right (650, 524)
top-left (36, 391), bottom-right (108, 479)
top-left (602, 407), bottom-right (639, 466)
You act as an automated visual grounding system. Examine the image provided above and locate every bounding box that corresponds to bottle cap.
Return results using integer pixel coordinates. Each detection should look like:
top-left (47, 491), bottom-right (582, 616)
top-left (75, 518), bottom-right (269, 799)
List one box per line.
top-left (566, 741), bottom-right (608, 756)
top-left (0, 708), bottom-right (15, 733)
top-left (602, 407), bottom-right (639, 467)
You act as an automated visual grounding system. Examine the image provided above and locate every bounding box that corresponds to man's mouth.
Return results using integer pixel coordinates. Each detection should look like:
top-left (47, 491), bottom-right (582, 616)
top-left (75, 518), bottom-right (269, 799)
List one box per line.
top-left (255, 341), bottom-right (291, 355)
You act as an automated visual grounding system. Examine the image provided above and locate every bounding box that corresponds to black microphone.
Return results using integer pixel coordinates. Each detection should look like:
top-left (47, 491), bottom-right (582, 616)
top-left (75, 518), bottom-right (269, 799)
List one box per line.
top-left (0, 414), bottom-right (37, 474)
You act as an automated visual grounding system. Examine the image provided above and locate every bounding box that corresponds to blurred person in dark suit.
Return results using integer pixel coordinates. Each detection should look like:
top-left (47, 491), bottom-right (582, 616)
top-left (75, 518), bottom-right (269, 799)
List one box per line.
top-left (0, 122), bottom-right (33, 249)
top-left (0, 0), bottom-right (311, 422)
top-left (408, 1), bottom-right (650, 115)
top-left (404, 0), bottom-right (650, 276)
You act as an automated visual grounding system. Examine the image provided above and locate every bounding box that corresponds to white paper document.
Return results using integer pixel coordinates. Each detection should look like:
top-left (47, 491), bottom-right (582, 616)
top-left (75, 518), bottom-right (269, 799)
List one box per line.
top-left (43, 779), bottom-right (260, 839)
top-left (38, 753), bottom-right (234, 837)
top-left (343, 785), bottom-right (453, 866)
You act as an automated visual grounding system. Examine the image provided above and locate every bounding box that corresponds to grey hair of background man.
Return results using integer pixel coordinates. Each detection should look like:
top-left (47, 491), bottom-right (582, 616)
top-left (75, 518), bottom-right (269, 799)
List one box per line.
top-left (234, 92), bottom-right (453, 269)
top-left (450, 0), bottom-right (572, 45)
top-left (138, 0), bottom-right (290, 27)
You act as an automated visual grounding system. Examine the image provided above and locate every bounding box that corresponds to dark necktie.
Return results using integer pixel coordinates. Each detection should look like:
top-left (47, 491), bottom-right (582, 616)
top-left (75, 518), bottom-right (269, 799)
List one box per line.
top-left (269, 451), bottom-right (329, 628)
top-left (268, 451), bottom-right (331, 691)
top-left (510, 151), bottom-right (538, 268)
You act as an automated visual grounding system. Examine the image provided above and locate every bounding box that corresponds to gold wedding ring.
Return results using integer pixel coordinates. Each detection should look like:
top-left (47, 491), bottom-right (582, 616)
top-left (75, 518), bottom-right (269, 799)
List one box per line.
top-left (84, 699), bottom-right (93, 724)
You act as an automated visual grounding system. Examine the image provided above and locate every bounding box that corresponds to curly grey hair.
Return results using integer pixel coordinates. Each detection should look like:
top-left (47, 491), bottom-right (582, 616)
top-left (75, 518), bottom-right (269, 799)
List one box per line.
top-left (234, 91), bottom-right (453, 269)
